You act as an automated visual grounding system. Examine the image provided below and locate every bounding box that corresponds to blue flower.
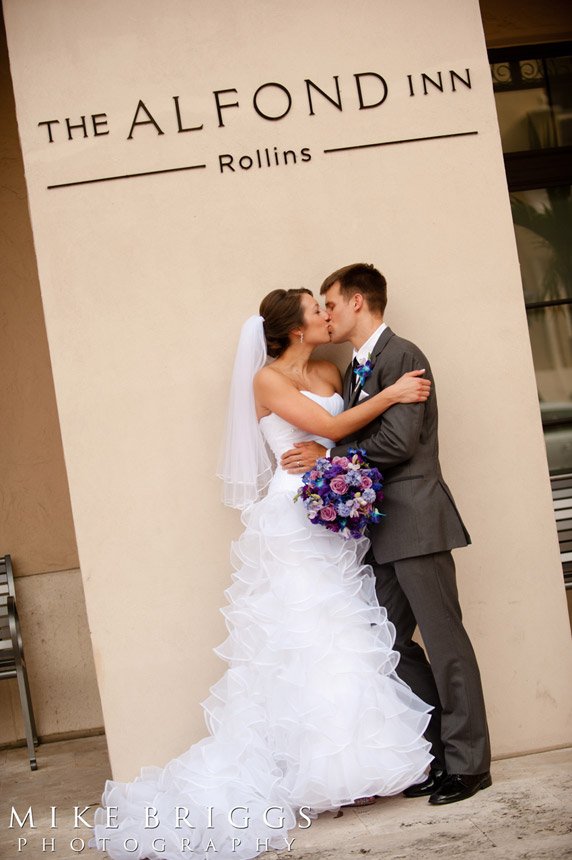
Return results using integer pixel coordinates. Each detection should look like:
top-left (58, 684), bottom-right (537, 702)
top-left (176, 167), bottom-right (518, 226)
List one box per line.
top-left (353, 356), bottom-right (375, 387)
top-left (345, 470), bottom-right (362, 487)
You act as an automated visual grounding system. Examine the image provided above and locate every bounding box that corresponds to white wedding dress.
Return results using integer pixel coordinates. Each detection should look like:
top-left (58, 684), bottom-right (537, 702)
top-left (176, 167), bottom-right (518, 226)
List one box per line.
top-left (91, 391), bottom-right (432, 860)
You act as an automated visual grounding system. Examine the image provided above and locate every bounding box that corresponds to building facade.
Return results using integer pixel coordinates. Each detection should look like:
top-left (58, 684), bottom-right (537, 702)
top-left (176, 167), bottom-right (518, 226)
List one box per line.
top-left (1, 0), bottom-right (571, 779)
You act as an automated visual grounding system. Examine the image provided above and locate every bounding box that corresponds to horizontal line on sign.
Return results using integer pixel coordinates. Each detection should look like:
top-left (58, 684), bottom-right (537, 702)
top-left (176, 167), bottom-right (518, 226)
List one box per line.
top-left (47, 163), bottom-right (207, 190)
top-left (323, 130), bottom-right (479, 154)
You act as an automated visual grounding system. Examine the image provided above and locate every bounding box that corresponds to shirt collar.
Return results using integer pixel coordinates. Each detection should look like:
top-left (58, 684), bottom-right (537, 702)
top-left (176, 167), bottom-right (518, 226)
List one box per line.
top-left (353, 322), bottom-right (387, 364)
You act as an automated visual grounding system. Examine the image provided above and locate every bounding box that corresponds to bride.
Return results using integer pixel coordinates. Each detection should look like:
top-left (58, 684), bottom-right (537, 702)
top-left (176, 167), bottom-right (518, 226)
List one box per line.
top-left (91, 288), bottom-right (433, 860)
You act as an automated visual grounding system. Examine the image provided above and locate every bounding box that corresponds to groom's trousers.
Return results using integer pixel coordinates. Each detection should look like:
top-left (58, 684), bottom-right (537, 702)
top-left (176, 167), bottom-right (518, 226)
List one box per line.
top-left (370, 549), bottom-right (491, 776)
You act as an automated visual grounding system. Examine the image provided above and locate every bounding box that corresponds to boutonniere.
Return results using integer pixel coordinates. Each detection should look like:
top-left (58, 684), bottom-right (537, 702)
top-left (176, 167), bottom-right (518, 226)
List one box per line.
top-left (354, 354), bottom-right (376, 387)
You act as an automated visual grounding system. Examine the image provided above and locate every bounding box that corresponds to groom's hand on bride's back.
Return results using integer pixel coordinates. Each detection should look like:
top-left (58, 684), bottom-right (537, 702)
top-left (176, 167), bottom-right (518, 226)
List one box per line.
top-left (281, 441), bottom-right (326, 474)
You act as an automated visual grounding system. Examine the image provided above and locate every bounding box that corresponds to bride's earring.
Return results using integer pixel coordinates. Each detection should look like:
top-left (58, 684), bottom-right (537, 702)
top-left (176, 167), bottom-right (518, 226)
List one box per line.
top-left (299, 332), bottom-right (304, 343)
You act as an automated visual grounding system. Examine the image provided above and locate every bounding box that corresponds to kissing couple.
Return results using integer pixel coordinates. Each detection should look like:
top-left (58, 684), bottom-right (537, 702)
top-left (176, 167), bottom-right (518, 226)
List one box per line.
top-left (91, 263), bottom-right (491, 860)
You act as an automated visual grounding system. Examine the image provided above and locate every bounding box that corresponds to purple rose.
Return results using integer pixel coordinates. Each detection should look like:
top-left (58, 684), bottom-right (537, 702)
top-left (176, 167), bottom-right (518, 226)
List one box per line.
top-left (320, 505), bottom-right (337, 522)
top-left (360, 476), bottom-right (373, 489)
top-left (330, 476), bottom-right (349, 495)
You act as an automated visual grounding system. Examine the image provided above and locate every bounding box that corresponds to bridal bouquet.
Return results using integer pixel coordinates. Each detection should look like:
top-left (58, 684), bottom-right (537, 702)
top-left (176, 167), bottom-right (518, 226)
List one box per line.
top-left (294, 448), bottom-right (384, 539)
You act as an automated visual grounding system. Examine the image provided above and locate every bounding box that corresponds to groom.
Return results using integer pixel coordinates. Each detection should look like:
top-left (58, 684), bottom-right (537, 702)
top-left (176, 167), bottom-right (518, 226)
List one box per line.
top-left (281, 263), bottom-right (491, 805)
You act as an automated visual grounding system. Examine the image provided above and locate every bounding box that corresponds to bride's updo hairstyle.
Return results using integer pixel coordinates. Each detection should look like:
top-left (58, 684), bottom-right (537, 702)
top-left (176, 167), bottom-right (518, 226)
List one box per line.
top-left (260, 288), bottom-right (313, 358)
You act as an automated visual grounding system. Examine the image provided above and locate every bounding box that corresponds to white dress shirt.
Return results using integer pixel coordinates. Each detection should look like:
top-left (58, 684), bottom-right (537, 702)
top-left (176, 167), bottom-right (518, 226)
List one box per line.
top-left (353, 321), bottom-right (388, 365)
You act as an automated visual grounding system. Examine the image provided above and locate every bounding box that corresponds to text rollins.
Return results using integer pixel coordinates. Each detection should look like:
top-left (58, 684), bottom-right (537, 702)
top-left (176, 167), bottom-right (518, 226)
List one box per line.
top-left (219, 146), bottom-right (312, 173)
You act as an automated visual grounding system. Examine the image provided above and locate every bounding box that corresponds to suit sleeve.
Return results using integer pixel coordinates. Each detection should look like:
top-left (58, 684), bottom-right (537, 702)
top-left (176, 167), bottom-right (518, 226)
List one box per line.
top-left (330, 351), bottom-right (425, 468)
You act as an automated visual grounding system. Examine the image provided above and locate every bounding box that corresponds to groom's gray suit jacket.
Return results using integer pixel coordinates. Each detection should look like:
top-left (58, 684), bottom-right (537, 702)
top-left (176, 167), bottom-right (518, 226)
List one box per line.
top-left (330, 327), bottom-right (470, 565)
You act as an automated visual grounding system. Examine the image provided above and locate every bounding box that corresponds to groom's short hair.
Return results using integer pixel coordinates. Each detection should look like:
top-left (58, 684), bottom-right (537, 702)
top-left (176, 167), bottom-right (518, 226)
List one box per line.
top-left (320, 263), bottom-right (387, 315)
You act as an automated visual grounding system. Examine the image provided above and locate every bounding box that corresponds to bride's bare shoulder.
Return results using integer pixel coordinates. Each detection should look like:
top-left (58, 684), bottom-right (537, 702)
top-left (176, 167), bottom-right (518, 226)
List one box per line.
top-left (311, 359), bottom-right (343, 393)
top-left (254, 364), bottom-right (290, 393)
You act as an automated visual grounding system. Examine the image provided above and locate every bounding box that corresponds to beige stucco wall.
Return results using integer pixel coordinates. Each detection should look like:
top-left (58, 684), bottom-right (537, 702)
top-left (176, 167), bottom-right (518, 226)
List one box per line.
top-left (0, 11), bottom-right (78, 580)
top-left (0, 11), bottom-right (78, 576)
top-left (3, 0), bottom-right (572, 781)
top-left (0, 8), bottom-right (103, 745)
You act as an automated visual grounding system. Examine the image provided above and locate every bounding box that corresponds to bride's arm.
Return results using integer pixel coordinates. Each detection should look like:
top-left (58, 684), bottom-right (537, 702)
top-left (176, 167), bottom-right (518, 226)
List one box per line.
top-left (254, 366), bottom-right (430, 442)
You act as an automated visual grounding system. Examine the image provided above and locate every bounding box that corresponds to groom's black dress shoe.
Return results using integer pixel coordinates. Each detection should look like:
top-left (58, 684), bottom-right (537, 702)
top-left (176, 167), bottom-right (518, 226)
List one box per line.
top-left (429, 771), bottom-right (492, 805)
top-left (403, 767), bottom-right (447, 798)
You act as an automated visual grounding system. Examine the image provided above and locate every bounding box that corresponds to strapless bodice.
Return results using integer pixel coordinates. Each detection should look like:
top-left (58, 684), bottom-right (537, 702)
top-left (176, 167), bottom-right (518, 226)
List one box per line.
top-left (259, 390), bottom-right (344, 495)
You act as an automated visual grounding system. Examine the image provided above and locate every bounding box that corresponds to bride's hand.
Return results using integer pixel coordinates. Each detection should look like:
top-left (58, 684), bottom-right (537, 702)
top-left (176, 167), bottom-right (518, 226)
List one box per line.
top-left (389, 370), bottom-right (431, 403)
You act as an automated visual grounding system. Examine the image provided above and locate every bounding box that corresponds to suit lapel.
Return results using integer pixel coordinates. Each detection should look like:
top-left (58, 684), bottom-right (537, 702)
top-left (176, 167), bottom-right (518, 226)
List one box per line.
top-left (345, 326), bottom-right (395, 408)
top-left (370, 325), bottom-right (394, 362)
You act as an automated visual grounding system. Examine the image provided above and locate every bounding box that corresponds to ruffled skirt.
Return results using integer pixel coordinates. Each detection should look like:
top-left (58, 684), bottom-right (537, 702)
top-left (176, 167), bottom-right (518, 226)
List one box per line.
top-left (91, 490), bottom-right (432, 859)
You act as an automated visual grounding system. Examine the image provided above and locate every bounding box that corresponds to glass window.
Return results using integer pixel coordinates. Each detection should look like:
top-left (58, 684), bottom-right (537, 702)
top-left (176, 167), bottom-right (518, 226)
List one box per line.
top-left (491, 54), bottom-right (572, 152)
top-left (511, 184), bottom-right (572, 473)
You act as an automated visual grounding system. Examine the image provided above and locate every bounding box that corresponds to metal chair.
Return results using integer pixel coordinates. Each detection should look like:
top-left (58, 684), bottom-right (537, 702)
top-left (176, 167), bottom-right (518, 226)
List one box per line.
top-left (0, 554), bottom-right (39, 769)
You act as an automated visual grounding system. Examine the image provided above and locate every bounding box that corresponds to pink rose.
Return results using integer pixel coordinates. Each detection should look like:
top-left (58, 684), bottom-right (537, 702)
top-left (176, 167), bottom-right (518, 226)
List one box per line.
top-left (332, 456), bottom-right (350, 469)
top-left (330, 476), bottom-right (349, 494)
top-left (360, 476), bottom-right (373, 489)
top-left (320, 505), bottom-right (337, 522)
